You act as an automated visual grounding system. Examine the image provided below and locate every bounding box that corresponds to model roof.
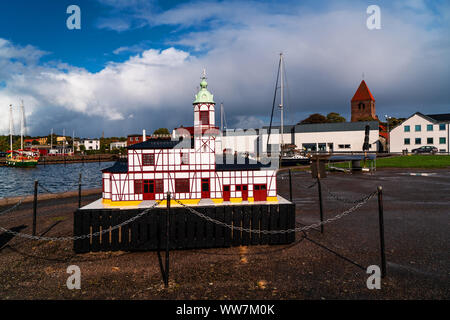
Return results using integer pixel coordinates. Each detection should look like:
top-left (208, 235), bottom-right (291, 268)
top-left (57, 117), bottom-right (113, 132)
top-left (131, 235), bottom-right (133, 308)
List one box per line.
top-left (127, 139), bottom-right (183, 149)
top-left (102, 160), bottom-right (128, 173)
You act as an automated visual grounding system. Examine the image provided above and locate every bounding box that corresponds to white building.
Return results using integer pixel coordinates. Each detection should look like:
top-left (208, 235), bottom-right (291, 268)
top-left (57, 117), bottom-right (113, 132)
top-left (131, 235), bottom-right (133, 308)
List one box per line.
top-left (390, 112), bottom-right (450, 153)
top-left (110, 141), bottom-right (127, 149)
top-left (75, 139), bottom-right (100, 151)
top-left (218, 121), bottom-right (380, 155)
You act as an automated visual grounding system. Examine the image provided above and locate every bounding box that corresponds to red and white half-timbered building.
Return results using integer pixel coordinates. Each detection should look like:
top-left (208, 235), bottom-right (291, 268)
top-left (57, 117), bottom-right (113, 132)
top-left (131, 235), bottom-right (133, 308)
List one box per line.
top-left (102, 73), bottom-right (278, 206)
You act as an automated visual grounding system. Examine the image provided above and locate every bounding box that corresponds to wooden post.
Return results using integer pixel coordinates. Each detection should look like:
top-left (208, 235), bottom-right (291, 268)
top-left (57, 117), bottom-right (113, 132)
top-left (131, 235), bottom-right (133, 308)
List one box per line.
top-left (78, 173), bottom-right (82, 208)
top-left (33, 180), bottom-right (38, 236)
top-left (165, 192), bottom-right (171, 288)
top-left (317, 176), bottom-right (324, 234)
top-left (377, 186), bottom-right (387, 278)
top-left (288, 169), bottom-right (293, 202)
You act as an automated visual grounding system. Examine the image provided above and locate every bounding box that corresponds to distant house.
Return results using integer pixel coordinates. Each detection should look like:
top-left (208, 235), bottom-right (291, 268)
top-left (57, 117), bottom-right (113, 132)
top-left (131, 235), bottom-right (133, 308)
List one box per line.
top-left (48, 145), bottom-right (72, 156)
top-left (110, 141), bottom-right (127, 149)
top-left (56, 136), bottom-right (67, 144)
top-left (74, 139), bottom-right (100, 151)
top-left (127, 133), bottom-right (171, 146)
top-left (24, 138), bottom-right (38, 146)
top-left (390, 112), bottom-right (450, 153)
top-left (82, 139), bottom-right (100, 151)
top-left (38, 137), bottom-right (48, 145)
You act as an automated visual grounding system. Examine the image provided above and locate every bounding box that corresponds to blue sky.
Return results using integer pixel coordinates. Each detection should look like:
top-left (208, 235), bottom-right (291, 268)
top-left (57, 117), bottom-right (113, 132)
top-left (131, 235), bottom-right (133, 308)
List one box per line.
top-left (0, 0), bottom-right (449, 137)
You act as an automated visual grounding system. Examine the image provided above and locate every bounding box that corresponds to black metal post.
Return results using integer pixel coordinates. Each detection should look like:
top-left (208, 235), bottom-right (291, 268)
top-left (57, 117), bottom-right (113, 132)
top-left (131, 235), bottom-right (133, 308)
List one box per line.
top-left (165, 192), bottom-right (171, 288)
top-left (33, 180), bottom-right (38, 236)
top-left (78, 173), bottom-right (82, 208)
top-left (317, 177), bottom-right (324, 233)
top-left (377, 186), bottom-right (387, 278)
top-left (288, 169), bottom-right (293, 202)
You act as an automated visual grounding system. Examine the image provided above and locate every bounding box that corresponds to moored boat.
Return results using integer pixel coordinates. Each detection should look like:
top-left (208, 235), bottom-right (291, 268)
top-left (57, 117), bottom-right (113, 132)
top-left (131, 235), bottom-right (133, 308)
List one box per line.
top-left (6, 150), bottom-right (39, 167)
top-left (6, 101), bottom-right (39, 168)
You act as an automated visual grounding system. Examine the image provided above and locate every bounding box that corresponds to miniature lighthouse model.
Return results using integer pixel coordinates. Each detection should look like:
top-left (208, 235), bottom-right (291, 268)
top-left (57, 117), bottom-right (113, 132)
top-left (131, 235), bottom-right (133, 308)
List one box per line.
top-left (101, 71), bottom-right (278, 205)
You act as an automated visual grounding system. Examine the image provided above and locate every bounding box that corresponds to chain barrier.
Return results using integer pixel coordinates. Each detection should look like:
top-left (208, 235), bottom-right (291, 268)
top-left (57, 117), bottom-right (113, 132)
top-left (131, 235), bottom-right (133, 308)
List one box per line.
top-left (1, 183), bottom-right (376, 241)
top-left (305, 180), bottom-right (318, 189)
top-left (0, 194), bottom-right (29, 217)
top-left (0, 199), bottom-right (163, 242)
top-left (174, 191), bottom-right (376, 235)
top-left (322, 184), bottom-right (370, 204)
top-left (38, 178), bottom-right (80, 195)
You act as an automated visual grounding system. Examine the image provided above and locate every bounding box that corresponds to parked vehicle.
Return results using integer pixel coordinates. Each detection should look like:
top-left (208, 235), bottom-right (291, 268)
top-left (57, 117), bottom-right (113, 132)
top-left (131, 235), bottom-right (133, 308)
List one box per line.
top-left (411, 146), bottom-right (438, 154)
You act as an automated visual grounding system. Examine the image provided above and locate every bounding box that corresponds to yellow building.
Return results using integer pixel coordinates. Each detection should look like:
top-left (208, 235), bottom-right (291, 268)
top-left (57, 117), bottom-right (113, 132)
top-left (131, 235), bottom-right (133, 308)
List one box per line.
top-left (38, 137), bottom-right (48, 145)
top-left (56, 136), bottom-right (67, 144)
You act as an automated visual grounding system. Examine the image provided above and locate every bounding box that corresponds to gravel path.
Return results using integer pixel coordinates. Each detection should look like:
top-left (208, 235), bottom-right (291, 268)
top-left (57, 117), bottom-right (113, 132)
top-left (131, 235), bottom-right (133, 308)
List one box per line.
top-left (0, 168), bottom-right (448, 299)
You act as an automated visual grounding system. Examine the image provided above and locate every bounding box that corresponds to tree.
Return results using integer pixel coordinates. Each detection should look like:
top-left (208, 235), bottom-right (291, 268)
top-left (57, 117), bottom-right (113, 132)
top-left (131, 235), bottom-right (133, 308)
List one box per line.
top-left (382, 117), bottom-right (405, 131)
top-left (357, 116), bottom-right (378, 122)
top-left (298, 113), bottom-right (328, 124)
top-left (326, 112), bottom-right (346, 123)
top-left (153, 128), bottom-right (170, 135)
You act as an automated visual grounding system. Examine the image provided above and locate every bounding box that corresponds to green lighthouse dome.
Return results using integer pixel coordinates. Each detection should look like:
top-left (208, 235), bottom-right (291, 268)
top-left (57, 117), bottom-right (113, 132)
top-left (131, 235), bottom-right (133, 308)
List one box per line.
top-left (194, 70), bottom-right (214, 104)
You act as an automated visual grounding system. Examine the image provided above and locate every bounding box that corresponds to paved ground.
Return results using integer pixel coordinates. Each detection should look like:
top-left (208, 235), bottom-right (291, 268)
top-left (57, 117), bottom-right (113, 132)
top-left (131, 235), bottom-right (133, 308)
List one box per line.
top-left (0, 168), bottom-right (449, 299)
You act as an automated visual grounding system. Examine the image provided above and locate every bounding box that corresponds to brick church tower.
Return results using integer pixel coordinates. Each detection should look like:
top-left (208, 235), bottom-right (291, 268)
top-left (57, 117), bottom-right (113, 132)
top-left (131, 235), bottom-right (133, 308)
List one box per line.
top-left (351, 80), bottom-right (378, 122)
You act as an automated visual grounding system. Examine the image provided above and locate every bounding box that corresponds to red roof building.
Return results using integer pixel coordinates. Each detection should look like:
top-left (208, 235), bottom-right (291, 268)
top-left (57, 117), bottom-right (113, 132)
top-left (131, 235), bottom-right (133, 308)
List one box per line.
top-left (351, 80), bottom-right (378, 122)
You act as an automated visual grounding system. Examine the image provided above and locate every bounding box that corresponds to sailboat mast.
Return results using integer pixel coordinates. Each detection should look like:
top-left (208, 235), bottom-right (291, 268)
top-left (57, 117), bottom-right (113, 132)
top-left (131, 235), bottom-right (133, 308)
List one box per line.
top-left (20, 101), bottom-right (24, 151)
top-left (279, 53), bottom-right (284, 149)
top-left (9, 104), bottom-right (13, 156)
top-left (220, 102), bottom-right (223, 131)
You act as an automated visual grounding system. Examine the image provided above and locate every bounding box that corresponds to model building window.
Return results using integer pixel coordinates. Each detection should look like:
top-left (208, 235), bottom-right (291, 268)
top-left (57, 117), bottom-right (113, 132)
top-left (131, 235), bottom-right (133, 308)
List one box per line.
top-left (404, 138), bottom-right (410, 145)
top-left (236, 185), bottom-right (241, 191)
top-left (180, 152), bottom-right (189, 165)
top-left (175, 179), bottom-right (190, 193)
top-left (200, 111), bottom-right (209, 125)
top-left (155, 179), bottom-right (164, 193)
top-left (142, 153), bottom-right (155, 165)
top-left (427, 137), bottom-right (433, 144)
top-left (134, 180), bottom-right (143, 194)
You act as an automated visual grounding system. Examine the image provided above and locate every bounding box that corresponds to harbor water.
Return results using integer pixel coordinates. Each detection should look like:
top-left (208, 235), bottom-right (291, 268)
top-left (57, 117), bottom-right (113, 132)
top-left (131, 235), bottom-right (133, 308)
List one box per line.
top-left (0, 161), bottom-right (114, 199)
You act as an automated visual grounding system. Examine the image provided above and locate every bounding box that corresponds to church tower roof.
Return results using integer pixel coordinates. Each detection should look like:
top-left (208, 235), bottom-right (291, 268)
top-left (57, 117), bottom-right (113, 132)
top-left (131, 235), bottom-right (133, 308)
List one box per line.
top-left (194, 69), bottom-right (215, 104)
top-left (351, 80), bottom-right (375, 102)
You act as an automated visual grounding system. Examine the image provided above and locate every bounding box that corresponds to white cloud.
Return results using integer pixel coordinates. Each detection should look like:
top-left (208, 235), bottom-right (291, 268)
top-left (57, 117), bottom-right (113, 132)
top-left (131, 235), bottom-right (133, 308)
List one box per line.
top-left (0, 0), bottom-right (449, 137)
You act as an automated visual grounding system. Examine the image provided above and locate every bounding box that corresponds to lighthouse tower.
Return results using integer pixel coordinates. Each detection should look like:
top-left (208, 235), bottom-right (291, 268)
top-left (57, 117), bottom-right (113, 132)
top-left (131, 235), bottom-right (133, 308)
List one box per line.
top-left (193, 70), bottom-right (216, 155)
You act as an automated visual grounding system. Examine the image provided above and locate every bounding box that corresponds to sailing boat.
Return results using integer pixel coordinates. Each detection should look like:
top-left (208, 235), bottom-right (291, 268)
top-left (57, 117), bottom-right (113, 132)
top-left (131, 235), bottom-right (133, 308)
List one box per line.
top-left (266, 53), bottom-right (309, 166)
top-left (6, 102), bottom-right (39, 167)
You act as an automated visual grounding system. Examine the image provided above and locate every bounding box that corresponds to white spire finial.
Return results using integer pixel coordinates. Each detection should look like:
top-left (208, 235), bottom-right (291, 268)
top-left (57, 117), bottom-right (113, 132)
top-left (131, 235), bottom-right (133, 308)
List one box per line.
top-left (202, 68), bottom-right (206, 79)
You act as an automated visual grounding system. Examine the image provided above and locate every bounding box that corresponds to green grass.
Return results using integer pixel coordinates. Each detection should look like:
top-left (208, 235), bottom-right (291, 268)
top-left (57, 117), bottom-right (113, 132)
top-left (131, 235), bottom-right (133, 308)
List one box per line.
top-left (375, 155), bottom-right (450, 168)
top-left (329, 155), bottom-right (450, 169)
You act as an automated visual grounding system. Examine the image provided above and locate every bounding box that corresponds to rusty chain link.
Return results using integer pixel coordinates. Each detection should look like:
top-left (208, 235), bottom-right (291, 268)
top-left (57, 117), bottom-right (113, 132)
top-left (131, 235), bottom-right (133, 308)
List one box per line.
top-left (174, 191), bottom-right (377, 234)
top-left (0, 199), bottom-right (162, 241)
